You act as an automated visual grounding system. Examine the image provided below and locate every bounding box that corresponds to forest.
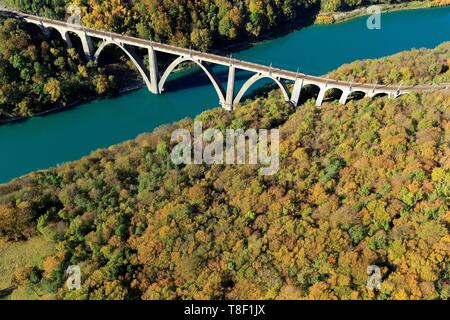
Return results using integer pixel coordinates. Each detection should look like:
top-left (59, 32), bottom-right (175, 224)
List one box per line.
top-left (0, 17), bottom-right (119, 121)
top-left (327, 42), bottom-right (450, 85)
top-left (0, 0), bottom-right (439, 50)
top-left (0, 43), bottom-right (448, 300)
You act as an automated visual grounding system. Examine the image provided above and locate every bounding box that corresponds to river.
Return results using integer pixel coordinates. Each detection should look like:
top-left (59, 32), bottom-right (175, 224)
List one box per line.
top-left (0, 6), bottom-right (449, 184)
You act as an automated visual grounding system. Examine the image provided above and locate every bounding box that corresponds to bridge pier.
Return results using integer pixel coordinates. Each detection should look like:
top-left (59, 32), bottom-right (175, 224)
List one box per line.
top-left (148, 47), bottom-right (160, 94)
top-left (389, 91), bottom-right (401, 99)
top-left (367, 90), bottom-right (377, 98)
top-left (80, 32), bottom-right (95, 61)
top-left (224, 66), bottom-right (236, 111)
top-left (41, 23), bottom-right (94, 61)
top-left (339, 89), bottom-right (350, 104)
top-left (60, 31), bottom-right (73, 48)
top-left (290, 78), bottom-right (303, 106)
top-left (316, 86), bottom-right (327, 106)
top-left (38, 25), bottom-right (51, 37)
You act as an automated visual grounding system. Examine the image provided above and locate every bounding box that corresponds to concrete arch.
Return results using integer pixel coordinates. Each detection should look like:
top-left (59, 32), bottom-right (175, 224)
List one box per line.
top-left (23, 21), bottom-right (47, 37)
top-left (94, 40), bottom-right (152, 91)
top-left (388, 91), bottom-right (403, 99)
top-left (320, 87), bottom-right (348, 105)
top-left (59, 30), bottom-right (86, 49)
top-left (61, 31), bottom-right (73, 47)
top-left (347, 90), bottom-right (367, 100)
top-left (315, 85), bottom-right (334, 107)
top-left (234, 73), bottom-right (290, 105)
top-left (371, 92), bottom-right (388, 98)
top-left (64, 30), bottom-right (90, 46)
top-left (42, 26), bottom-right (64, 41)
top-left (296, 82), bottom-right (323, 106)
top-left (42, 27), bottom-right (79, 52)
top-left (323, 87), bottom-right (344, 99)
top-left (23, 20), bottom-right (67, 40)
top-left (24, 20), bottom-right (94, 60)
top-left (64, 31), bottom-right (95, 59)
top-left (158, 56), bottom-right (226, 104)
top-left (301, 82), bottom-right (323, 94)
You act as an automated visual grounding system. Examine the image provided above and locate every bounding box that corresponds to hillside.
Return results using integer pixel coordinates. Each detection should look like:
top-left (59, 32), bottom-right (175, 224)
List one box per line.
top-left (327, 42), bottom-right (450, 85)
top-left (0, 44), bottom-right (449, 300)
top-left (0, 0), bottom-right (440, 50)
top-left (0, 17), bottom-right (120, 121)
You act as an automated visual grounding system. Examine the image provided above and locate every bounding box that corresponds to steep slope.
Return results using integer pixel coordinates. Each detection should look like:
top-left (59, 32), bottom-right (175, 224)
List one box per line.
top-left (327, 42), bottom-right (450, 85)
top-left (1, 0), bottom-right (444, 50)
top-left (0, 44), bottom-right (449, 300)
top-left (0, 17), bottom-right (120, 121)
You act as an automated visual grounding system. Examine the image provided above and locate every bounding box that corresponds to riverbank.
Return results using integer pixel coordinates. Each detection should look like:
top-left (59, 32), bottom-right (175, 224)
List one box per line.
top-left (0, 80), bottom-right (144, 126)
top-left (128, 2), bottom-right (450, 79)
top-left (315, 1), bottom-right (450, 24)
top-left (198, 1), bottom-right (450, 59)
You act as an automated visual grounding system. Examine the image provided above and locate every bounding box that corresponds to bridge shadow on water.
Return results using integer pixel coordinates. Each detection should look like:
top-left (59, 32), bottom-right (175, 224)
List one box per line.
top-left (163, 67), bottom-right (253, 95)
top-left (163, 67), bottom-right (354, 107)
top-left (163, 67), bottom-right (299, 105)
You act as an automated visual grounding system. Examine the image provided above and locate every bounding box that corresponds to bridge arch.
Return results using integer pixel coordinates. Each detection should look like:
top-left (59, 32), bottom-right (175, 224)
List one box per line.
top-left (23, 21), bottom-right (46, 38)
top-left (63, 30), bottom-right (86, 49)
top-left (347, 90), bottom-right (367, 101)
top-left (40, 25), bottom-right (65, 42)
top-left (386, 90), bottom-right (404, 99)
top-left (234, 73), bottom-right (290, 105)
top-left (323, 87), bottom-right (344, 102)
top-left (296, 82), bottom-right (322, 105)
top-left (29, 23), bottom-right (74, 48)
top-left (94, 40), bottom-right (152, 91)
top-left (158, 56), bottom-right (226, 105)
top-left (371, 92), bottom-right (388, 99)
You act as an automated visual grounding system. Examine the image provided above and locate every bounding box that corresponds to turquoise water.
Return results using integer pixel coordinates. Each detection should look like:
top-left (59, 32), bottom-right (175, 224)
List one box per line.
top-left (1, 7), bottom-right (449, 183)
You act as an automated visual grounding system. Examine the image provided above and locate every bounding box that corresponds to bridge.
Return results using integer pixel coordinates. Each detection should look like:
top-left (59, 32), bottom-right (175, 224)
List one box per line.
top-left (2, 9), bottom-right (448, 110)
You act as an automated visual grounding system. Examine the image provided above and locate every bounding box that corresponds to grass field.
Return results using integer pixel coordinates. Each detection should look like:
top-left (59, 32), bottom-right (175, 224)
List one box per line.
top-left (0, 236), bottom-right (55, 299)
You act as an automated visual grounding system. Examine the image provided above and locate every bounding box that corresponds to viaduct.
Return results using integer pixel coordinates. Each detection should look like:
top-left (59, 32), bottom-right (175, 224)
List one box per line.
top-left (2, 9), bottom-right (448, 110)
